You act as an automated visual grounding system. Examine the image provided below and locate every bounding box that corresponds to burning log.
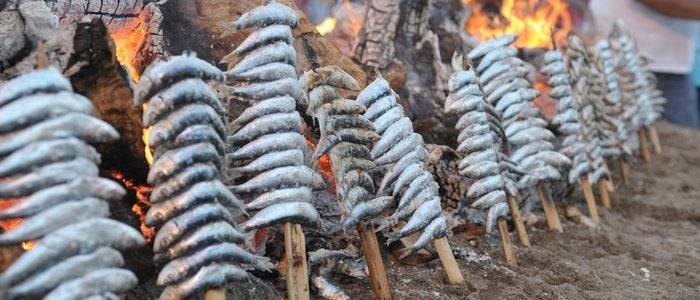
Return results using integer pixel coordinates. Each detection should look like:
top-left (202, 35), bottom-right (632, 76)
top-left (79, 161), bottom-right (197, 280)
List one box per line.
top-left (352, 0), bottom-right (399, 69)
top-left (0, 68), bottom-right (146, 299)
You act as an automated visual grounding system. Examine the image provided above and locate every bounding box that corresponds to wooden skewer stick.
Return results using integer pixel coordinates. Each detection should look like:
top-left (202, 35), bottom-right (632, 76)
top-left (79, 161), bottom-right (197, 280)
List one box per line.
top-left (497, 218), bottom-right (517, 267)
top-left (648, 125), bottom-right (662, 154)
top-left (603, 162), bottom-right (615, 193)
top-left (506, 194), bottom-right (530, 247)
top-left (204, 289), bottom-right (226, 300)
top-left (597, 178), bottom-right (612, 208)
top-left (357, 222), bottom-right (392, 300)
top-left (638, 129), bottom-right (651, 164)
top-left (619, 158), bottom-right (630, 187)
top-left (579, 177), bottom-right (600, 223)
top-left (284, 223), bottom-right (310, 300)
top-left (536, 182), bottom-right (563, 232)
top-left (433, 237), bottom-right (465, 284)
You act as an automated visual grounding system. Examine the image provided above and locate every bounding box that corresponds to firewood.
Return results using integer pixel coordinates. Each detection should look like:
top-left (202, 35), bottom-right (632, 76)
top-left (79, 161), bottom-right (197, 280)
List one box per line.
top-left (433, 237), bottom-right (465, 285)
top-left (648, 125), bottom-right (662, 154)
top-left (353, 0), bottom-right (399, 68)
top-left (638, 128), bottom-right (652, 164)
top-left (536, 182), bottom-right (563, 232)
top-left (284, 223), bottom-right (310, 300)
top-left (579, 178), bottom-right (600, 223)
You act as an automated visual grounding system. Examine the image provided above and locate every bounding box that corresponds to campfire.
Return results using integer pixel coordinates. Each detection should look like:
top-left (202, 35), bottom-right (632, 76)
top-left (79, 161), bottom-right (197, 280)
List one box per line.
top-left (0, 0), bottom-right (669, 299)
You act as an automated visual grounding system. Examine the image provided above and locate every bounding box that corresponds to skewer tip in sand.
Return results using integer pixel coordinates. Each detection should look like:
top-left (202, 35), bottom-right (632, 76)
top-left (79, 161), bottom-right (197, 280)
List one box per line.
top-left (357, 222), bottom-right (393, 300)
top-left (536, 182), bottom-right (563, 232)
top-left (433, 237), bottom-right (465, 285)
top-left (597, 179), bottom-right (612, 209)
top-left (579, 177), bottom-right (601, 223)
top-left (619, 158), bottom-right (630, 187)
top-left (497, 218), bottom-right (518, 267)
top-left (506, 194), bottom-right (530, 247)
top-left (638, 129), bottom-right (652, 164)
top-left (284, 223), bottom-right (310, 300)
top-left (648, 125), bottom-right (662, 154)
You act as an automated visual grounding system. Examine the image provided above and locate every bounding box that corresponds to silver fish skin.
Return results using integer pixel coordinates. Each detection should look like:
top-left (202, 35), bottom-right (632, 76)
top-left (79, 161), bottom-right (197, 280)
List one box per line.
top-left (226, 62), bottom-right (296, 83)
top-left (459, 148), bottom-right (499, 170)
top-left (230, 149), bottom-right (303, 178)
top-left (314, 128), bottom-right (379, 160)
top-left (148, 104), bottom-right (225, 149)
top-left (157, 221), bottom-right (246, 261)
top-left (9, 247), bottom-right (124, 299)
top-left (134, 53), bottom-right (224, 105)
top-left (456, 133), bottom-right (496, 154)
top-left (342, 196), bottom-right (394, 229)
top-left (81, 292), bottom-right (120, 300)
top-left (0, 67), bottom-right (72, 107)
top-left (159, 264), bottom-right (248, 300)
top-left (341, 170), bottom-right (375, 192)
top-left (148, 143), bottom-right (221, 185)
top-left (342, 186), bottom-right (370, 210)
top-left (0, 113), bottom-right (119, 156)
top-left (312, 275), bottom-right (350, 300)
top-left (241, 202), bottom-right (321, 231)
top-left (391, 199), bottom-right (441, 241)
top-left (0, 158), bottom-right (99, 198)
top-left (300, 66), bottom-right (360, 92)
top-left (444, 84), bottom-right (483, 109)
top-left (158, 243), bottom-right (273, 286)
top-left (508, 127), bottom-right (555, 147)
top-left (504, 118), bottom-right (548, 137)
top-left (227, 112), bottom-right (302, 145)
top-left (364, 95), bottom-right (397, 121)
top-left (476, 46), bottom-right (518, 72)
top-left (502, 103), bottom-right (540, 122)
top-left (234, 24), bottom-right (293, 55)
top-left (467, 34), bottom-right (518, 60)
top-left (444, 95), bottom-right (485, 115)
top-left (374, 133), bottom-right (423, 166)
top-left (230, 165), bottom-right (324, 194)
top-left (356, 77), bottom-right (391, 106)
top-left (43, 268), bottom-right (138, 300)
top-left (228, 42), bottom-right (296, 75)
top-left (494, 88), bottom-right (538, 112)
top-left (397, 172), bottom-right (433, 209)
top-left (229, 96), bottom-right (295, 131)
top-left (0, 92), bottom-right (93, 134)
top-left (319, 99), bottom-right (367, 116)
top-left (0, 137), bottom-right (99, 177)
top-left (400, 216), bottom-right (446, 259)
top-left (159, 124), bottom-right (226, 157)
top-left (520, 151), bottom-right (572, 170)
top-left (244, 186), bottom-right (313, 211)
top-left (150, 163), bottom-right (219, 203)
top-left (146, 181), bottom-right (244, 227)
top-left (0, 198), bottom-right (109, 245)
top-left (226, 77), bottom-right (306, 105)
top-left (467, 175), bottom-right (504, 199)
top-left (325, 114), bottom-right (375, 131)
top-left (142, 79), bottom-right (224, 126)
top-left (307, 85), bottom-right (341, 117)
top-left (477, 60), bottom-right (511, 85)
top-left (370, 117), bottom-right (412, 159)
top-left (481, 68), bottom-right (529, 96)
top-left (0, 218), bottom-right (145, 288)
top-left (457, 124), bottom-right (491, 144)
top-left (447, 70), bottom-right (478, 93)
top-left (372, 106), bottom-right (403, 135)
top-left (378, 147), bottom-right (427, 193)
top-left (471, 190), bottom-right (506, 209)
top-left (232, 2), bottom-right (298, 29)
top-left (329, 156), bottom-right (375, 178)
top-left (329, 142), bottom-right (372, 160)
top-left (153, 203), bottom-right (236, 254)
top-left (386, 186), bottom-right (438, 225)
top-left (0, 178), bottom-right (124, 219)
top-left (459, 160), bottom-right (499, 178)
top-left (227, 132), bottom-right (308, 161)
top-left (455, 111), bottom-right (498, 131)
top-left (485, 78), bottom-right (531, 104)
top-left (485, 202), bottom-right (509, 233)
top-left (391, 163), bottom-right (424, 198)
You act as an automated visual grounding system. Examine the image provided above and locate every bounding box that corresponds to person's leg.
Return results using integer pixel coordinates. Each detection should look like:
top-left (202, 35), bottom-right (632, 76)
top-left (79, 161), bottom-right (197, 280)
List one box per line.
top-left (654, 72), bottom-right (700, 128)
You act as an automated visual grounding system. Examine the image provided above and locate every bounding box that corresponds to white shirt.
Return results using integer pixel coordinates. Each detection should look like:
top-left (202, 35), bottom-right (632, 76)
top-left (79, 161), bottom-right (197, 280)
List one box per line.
top-left (591, 0), bottom-right (699, 74)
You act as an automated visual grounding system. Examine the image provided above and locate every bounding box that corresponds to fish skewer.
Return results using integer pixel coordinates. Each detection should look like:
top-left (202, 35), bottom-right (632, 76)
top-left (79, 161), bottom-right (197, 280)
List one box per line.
top-left (357, 76), bottom-right (464, 284)
top-left (445, 54), bottom-right (525, 266)
top-left (136, 54), bottom-right (268, 300)
top-left (302, 65), bottom-right (393, 299)
top-left (223, 3), bottom-right (319, 299)
top-left (0, 68), bottom-right (145, 299)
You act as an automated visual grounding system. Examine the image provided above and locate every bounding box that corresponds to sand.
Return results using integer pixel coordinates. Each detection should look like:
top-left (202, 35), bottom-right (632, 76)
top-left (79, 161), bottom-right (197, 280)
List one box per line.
top-left (341, 121), bottom-right (700, 299)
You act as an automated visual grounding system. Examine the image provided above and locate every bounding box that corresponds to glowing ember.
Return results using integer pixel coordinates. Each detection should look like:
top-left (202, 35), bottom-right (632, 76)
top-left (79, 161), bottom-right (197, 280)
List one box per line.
top-left (21, 241), bottom-right (35, 251)
top-left (464, 0), bottom-right (571, 49)
top-left (110, 13), bottom-right (148, 82)
top-left (109, 170), bottom-right (155, 243)
top-left (142, 104), bottom-right (154, 166)
top-left (316, 17), bottom-right (337, 36)
top-left (300, 126), bottom-right (336, 193)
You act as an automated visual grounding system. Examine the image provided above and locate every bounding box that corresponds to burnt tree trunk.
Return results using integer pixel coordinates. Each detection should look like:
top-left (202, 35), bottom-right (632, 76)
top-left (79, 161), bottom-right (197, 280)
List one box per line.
top-left (352, 0), bottom-right (399, 69)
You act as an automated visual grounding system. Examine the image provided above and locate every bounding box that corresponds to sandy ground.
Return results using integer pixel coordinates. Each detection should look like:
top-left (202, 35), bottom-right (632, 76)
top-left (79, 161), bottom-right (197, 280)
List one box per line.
top-left (340, 121), bottom-right (700, 299)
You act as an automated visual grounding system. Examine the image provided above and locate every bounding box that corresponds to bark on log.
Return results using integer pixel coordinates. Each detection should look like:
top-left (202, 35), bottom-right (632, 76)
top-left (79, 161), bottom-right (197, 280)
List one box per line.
top-left (352, 0), bottom-right (400, 68)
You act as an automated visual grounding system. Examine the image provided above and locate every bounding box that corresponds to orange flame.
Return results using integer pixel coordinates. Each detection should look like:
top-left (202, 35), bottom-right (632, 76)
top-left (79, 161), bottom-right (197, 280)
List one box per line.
top-left (464, 0), bottom-right (571, 49)
top-left (109, 170), bottom-right (155, 243)
top-left (316, 17), bottom-right (337, 36)
top-left (110, 13), bottom-right (148, 82)
top-left (300, 126), bottom-right (336, 193)
top-left (21, 241), bottom-right (35, 250)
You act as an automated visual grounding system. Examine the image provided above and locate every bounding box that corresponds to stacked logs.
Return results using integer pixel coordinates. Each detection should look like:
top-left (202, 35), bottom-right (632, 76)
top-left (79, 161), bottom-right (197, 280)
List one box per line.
top-left (135, 54), bottom-right (266, 299)
top-left (0, 68), bottom-right (145, 299)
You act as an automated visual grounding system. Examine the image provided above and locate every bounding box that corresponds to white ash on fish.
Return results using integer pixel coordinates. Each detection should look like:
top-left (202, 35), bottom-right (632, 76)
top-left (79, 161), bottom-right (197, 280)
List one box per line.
top-left (0, 68), bottom-right (145, 300)
top-left (135, 53), bottom-right (272, 300)
top-left (222, 1), bottom-right (323, 239)
top-left (467, 34), bottom-right (572, 189)
top-left (356, 76), bottom-right (448, 257)
top-left (566, 35), bottom-right (610, 184)
top-left (444, 60), bottom-right (522, 233)
top-left (301, 65), bottom-right (394, 230)
top-left (308, 248), bottom-right (367, 300)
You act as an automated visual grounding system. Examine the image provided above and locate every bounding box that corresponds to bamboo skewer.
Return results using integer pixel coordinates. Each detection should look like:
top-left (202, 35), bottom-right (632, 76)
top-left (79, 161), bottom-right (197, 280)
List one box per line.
top-left (433, 237), bottom-right (465, 285)
top-left (638, 129), bottom-right (651, 164)
top-left (284, 223), bottom-right (310, 300)
top-left (579, 177), bottom-right (600, 223)
top-left (506, 195), bottom-right (530, 247)
top-left (597, 179), bottom-right (612, 208)
top-left (603, 162), bottom-right (615, 193)
top-left (204, 289), bottom-right (226, 300)
top-left (619, 158), bottom-right (630, 187)
top-left (536, 182), bottom-right (563, 232)
top-left (648, 125), bottom-right (662, 154)
top-left (497, 218), bottom-right (518, 267)
top-left (357, 222), bottom-right (392, 300)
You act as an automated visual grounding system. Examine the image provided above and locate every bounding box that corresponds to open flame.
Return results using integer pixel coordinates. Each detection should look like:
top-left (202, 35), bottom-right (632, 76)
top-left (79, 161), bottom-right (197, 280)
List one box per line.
top-left (109, 170), bottom-right (155, 243)
top-left (110, 13), bottom-right (148, 82)
top-left (464, 0), bottom-right (572, 49)
top-left (316, 17), bottom-right (337, 36)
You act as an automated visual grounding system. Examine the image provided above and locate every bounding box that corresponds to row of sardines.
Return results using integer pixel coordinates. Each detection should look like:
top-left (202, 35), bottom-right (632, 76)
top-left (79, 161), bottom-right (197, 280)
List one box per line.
top-left (0, 0), bottom-right (663, 298)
